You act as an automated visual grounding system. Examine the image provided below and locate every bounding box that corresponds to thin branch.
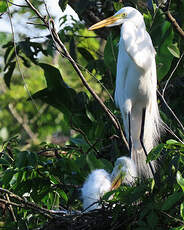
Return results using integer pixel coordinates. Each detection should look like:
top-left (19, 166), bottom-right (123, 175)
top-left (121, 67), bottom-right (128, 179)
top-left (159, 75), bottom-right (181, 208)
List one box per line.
top-left (70, 120), bottom-right (99, 155)
top-left (161, 0), bottom-right (184, 39)
top-left (26, 22), bottom-right (47, 27)
top-left (7, 0), bottom-right (28, 7)
top-left (161, 211), bottom-right (184, 224)
top-left (162, 51), bottom-right (184, 97)
top-left (8, 103), bottom-right (38, 141)
top-left (30, 104), bottom-right (48, 124)
top-left (158, 90), bottom-right (184, 136)
top-left (5, 194), bottom-right (17, 222)
top-left (6, 0), bottom-right (39, 112)
top-left (166, 11), bottom-right (184, 39)
top-left (0, 80), bottom-right (38, 142)
top-left (0, 188), bottom-right (55, 219)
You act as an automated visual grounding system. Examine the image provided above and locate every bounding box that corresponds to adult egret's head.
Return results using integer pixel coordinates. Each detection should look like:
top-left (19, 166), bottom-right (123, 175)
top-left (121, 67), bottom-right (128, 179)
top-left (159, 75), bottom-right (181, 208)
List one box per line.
top-left (88, 7), bottom-right (144, 31)
top-left (111, 157), bottom-right (137, 190)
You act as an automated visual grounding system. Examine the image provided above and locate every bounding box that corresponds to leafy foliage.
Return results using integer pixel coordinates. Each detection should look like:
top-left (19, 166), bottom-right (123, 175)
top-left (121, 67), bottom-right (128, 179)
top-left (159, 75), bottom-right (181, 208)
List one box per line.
top-left (0, 0), bottom-right (184, 229)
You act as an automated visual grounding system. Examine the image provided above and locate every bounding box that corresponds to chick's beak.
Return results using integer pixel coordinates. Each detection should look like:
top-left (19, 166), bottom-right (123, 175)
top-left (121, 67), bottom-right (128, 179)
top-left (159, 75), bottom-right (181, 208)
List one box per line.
top-left (88, 14), bottom-right (121, 31)
top-left (111, 173), bottom-right (122, 190)
top-left (111, 165), bottom-right (125, 190)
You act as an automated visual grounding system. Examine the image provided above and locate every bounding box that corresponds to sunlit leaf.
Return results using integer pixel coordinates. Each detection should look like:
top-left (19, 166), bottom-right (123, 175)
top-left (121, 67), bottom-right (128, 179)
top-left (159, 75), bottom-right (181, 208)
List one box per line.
top-left (181, 202), bottom-right (184, 220)
top-left (177, 171), bottom-right (184, 192)
top-left (168, 43), bottom-right (180, 58)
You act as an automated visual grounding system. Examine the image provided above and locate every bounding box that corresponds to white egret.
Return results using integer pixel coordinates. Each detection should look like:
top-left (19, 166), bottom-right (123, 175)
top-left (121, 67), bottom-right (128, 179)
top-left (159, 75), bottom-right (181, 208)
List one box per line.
top-left (89, 7), bottom-right (163, 178)
top-left (81, 157), bottom-right (137, 211)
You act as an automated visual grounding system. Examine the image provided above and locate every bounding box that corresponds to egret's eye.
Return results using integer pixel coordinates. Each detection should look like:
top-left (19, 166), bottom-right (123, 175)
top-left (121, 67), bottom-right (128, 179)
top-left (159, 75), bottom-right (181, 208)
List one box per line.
top-left (120, 13), bottom-right (127, 18)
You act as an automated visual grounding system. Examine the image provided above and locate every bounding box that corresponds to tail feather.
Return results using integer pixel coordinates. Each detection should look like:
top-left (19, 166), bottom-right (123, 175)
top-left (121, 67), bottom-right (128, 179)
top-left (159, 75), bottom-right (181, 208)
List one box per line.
top-left (131, 96), bottom-right (163, 178)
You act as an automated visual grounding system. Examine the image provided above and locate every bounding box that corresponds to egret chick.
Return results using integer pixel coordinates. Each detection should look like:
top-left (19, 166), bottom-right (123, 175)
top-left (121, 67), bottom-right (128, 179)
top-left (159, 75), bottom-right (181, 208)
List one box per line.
top-left (111, 157), bottom-right (137, 190)
top-left (89, 7), bottom-right (163, 178)
top-left (81, 169), bottom-right (111, 211)
top-left (81, 157), bottom-right (137, 211)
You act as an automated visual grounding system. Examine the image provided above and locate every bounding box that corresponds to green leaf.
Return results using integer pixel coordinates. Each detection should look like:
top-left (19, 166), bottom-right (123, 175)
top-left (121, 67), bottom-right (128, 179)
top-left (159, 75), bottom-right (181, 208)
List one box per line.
top-left (168, 43), bottom-right (180, 58)
top-left (177, 171), bottom-right (184, 192)
top-left (0, 1), bottom-right (7, 13)
top-left (166, 139), bottom-right (180, 145)
top-left (58, 0), bottom-right (68, 11)
top-left (4, 44), bottom-right (14, 66)
top-left (2, 168), bottom-right (15, 186)
top-left (39, 63), bottom-right (67, 90)
top-left (58, 190), bottom-right (68, 202)
top-left (147, 143), bottom-right (164, 162)
top-left (15, 151), bottom-right (27, 169)
top-left (78, 47), bottom-right (94, 62)
top-left (0, 158), bottom-right (9, 165)
top-left (4, 62), bottom-right (16, 88)
top-left (69, 37), bottom-right (77, 61)
top-left (147, 211), bottom-right (158, 229)
top-left (161, 192), bottom-right (184, 211)
top-left (27, 152), bottom-right (38, 168)
top-left (151, 10), bottom-right (174, 80)
top-left (155, 22), bottom-right (174, 80)
top-left (180, 202), bottom-right (184, 220)
top-left (86, 152), bottom-right (105, 171)
top-left (170, 227), bottom-right (184, 230)
top-left (113, 2), bottom-right (123, 11)
top-left (104, 33), bottom-right (119, 77)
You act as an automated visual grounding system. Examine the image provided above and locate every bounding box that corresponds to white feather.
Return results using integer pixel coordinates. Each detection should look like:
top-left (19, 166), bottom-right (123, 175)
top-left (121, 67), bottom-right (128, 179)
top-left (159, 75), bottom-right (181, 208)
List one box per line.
top-left (113, 7), bottom-right (163, 178)
top-left (111, 157), bottom-right (137, 185)
top-left (81, 169), bottom-right (111, 211)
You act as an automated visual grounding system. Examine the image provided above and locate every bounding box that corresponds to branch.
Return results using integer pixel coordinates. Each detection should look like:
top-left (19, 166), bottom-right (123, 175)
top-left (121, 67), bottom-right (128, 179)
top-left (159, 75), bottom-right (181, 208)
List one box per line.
top-left (161, 0), bottom-right (184, 39)
top-left (162, 52), bottom-right (184, 97)
top-left (24, 0), bottom-right (129, 150)
top-left (166, 11), bottom-right (184, 39)
top-left (158, 90), bottom-right (184, 141)
top-left (0, 80), bottom-right (38, 142)
top-left (0, 188), bottom-right (55, 219)
top-left (7, 0), bottom-right (28, 7)
top-left (6, 0), bottom-right (39, 112)
top-left (8, 104), bottom-right (38, 141)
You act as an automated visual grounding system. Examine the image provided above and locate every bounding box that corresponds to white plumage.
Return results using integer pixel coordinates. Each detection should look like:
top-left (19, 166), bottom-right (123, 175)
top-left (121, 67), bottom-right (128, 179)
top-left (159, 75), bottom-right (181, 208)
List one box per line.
top-left (81, 157), bottom-right (137, 211)
top-left (89, 7), bottom-right (163, 178)
top-left (111, 156), bottom-right (137, 186)
top-left (81, 169), bottom-right (111, 211)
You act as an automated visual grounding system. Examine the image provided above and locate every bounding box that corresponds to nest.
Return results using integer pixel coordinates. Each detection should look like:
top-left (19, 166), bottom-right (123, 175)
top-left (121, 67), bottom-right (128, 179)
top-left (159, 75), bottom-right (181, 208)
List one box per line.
top-left (41, 204), bottom-right (137, 230)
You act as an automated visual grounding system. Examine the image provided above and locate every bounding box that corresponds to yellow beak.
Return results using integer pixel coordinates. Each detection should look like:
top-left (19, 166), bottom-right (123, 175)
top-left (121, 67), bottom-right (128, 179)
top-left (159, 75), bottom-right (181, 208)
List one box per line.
top-left (111, 170), bottom-right (125, 190)
top-left (88, 14), bottom-right (122, 31)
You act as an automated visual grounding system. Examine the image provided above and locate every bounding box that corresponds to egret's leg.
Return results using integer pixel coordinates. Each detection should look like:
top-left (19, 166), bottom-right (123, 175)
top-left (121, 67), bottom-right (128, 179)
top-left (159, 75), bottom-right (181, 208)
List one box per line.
top-left (128, 112), bottom-right (132, 156)
top-left (140, 108), bottom-right (155, 178)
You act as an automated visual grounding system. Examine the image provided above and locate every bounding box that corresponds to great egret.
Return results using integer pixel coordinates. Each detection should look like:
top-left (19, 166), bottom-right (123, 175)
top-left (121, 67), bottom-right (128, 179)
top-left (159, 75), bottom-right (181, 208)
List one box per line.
top-left (81, 157), bottom-right (137, 211)
top-left (89, 7), bottom-right (163, 178)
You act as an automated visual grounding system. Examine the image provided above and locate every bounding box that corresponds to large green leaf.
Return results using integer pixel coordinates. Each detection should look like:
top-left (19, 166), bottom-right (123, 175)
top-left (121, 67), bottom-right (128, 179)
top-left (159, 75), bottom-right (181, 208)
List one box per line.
top-left (155, 22), bottom-right (174, 80)
top-left (150, 10), bottom-right (174, 80)
top-left (161, 192), bottom-right (184, 211)
top-left (31, 63), bottom-right (92, 132)
top-left (0, 1), bottom-right (7, 12)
